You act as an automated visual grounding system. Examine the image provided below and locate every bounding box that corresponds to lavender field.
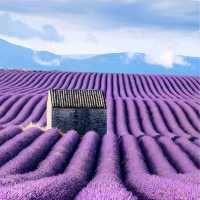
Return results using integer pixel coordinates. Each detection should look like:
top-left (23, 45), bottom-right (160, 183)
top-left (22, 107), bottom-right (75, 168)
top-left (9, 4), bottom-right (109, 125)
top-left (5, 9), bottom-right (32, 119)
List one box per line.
top-left (0, 69), bottom-right (199, 199)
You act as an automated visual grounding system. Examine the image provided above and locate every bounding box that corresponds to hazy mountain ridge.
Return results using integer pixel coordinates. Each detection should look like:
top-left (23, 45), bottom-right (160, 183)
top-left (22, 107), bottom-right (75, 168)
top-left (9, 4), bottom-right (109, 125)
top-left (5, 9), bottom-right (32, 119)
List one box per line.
top-left (0, 38), bottom-right (199, 76)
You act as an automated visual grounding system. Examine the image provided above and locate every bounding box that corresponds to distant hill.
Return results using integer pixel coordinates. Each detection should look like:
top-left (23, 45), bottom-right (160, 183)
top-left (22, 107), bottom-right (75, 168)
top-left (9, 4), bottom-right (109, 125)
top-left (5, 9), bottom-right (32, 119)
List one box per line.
top-left (0, 38), bottom-right (199, 76)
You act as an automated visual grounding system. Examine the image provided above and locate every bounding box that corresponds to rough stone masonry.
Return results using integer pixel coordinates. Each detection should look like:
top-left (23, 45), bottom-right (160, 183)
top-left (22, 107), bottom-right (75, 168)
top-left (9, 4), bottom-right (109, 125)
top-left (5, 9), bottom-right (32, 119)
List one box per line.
top-left (47, 89), bottom-right (107, 135)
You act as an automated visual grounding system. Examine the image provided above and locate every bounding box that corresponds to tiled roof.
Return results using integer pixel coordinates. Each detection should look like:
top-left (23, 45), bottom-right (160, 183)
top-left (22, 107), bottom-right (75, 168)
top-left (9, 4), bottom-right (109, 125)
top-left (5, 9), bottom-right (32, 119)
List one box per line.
top-left (49, 89), bottom-right (106, 108)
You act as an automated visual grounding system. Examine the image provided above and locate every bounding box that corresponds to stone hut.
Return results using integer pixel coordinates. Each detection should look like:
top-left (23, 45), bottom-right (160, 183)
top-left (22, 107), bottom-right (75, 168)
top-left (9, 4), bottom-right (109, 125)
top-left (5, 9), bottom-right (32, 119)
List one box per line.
top-left (47, 89), bottom-right (107, 135)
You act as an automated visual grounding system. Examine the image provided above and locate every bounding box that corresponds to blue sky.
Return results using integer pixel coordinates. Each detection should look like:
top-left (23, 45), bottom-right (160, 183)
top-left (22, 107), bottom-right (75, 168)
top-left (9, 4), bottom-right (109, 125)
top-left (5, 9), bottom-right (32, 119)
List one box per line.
top-left (0, 0), bottom-right (199, 69)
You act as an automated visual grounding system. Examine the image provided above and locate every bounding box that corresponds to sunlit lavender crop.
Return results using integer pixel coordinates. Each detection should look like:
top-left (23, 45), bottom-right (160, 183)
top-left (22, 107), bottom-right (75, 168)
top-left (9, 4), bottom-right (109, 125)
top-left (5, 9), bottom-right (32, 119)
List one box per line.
top-left (0, 70), bottom-right (199, 199)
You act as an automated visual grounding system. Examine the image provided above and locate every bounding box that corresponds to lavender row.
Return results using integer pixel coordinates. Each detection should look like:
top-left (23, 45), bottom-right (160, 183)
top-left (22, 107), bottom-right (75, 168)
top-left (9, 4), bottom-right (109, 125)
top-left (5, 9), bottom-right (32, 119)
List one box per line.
top-left (121, 135), bottom-right (199, 176)
top-left (0, 128), bottom-right (61, 176)
top-left (121, 135), bottom-right (200, 199)
top-left (0, 128), bottom-right (42, 167)
top-left (0, 71), bottom-right (199, 101)
top-left (76, 133), bottom-right (136, 200)
top-left (157, 137), bottom-right (198, 173)
top-left (0, 127), bottom-right (199, 199)
top-left (0, 126), bottom-right (22, 145)
top-left (0, 97), bottom-right (199, 139)
top-left (0, 95), bottom-right (46, 126)
top-left (138, 136), bottom-right (177, 176)
top-left (0, 131), bottom-right (100, 200)
top-left (107, 98), bottom-right (200, 137)
top-left (0, 130), bottom-right (80, 186)
top-left (125, 171), bottom-right (200, 200)
top-left (174, 137), bottom-right (200, 167)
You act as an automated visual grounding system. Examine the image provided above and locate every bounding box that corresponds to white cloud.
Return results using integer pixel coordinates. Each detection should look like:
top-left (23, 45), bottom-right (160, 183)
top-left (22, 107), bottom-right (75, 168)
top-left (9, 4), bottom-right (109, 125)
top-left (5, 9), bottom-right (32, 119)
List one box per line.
top-left (144, 50), bottom-right (190, 68)
top-left (124, 51), bottom-right (136, 64)
top-left (0, 66), bottom-right (32, 71)
top-left (149, 0), bottom-right (198, 18)
top-left (0, 12), bottom-right (63, 41)
top-left (125, 50), bottom-right (191, 68)
top-left (97, 0), bottom-right (138, 3)
top-left (62, 54), bottom-right (97, 60)
top-left (32, 51), bottom-right (61, 66)
top-left (2, 25), bottom-right (199, 57)
top-left (0, 12), bottom-right (199, 69)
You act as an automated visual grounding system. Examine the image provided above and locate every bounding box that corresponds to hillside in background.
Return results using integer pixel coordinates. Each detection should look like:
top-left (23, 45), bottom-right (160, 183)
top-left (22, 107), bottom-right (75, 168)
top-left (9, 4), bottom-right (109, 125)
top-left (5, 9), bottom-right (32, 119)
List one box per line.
top-left (0, 38), bottom-right (199, 75)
